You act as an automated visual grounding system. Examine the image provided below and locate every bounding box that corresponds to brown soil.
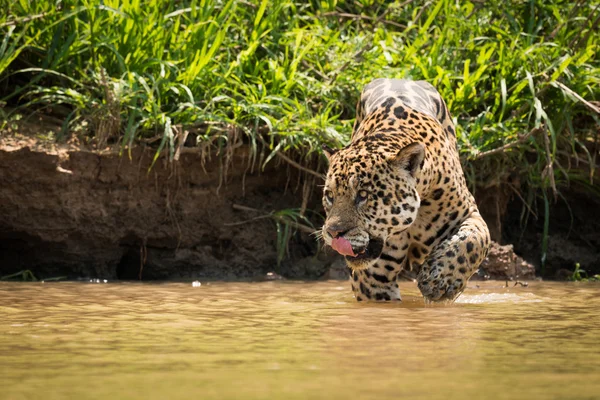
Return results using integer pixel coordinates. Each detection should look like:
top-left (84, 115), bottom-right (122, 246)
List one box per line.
top-left (0, 130), bottom-right (327, 280)
top-left (475, 242), bottom-right (536, 280)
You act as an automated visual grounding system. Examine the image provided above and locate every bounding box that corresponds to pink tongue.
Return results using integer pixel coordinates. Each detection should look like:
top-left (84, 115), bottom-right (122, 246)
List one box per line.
top-left (331, 237), bottom-right (357, 257)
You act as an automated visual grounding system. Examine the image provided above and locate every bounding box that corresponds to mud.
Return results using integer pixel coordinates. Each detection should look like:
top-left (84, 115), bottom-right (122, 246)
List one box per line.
top-left (475, 241), bottom-right (536, 280)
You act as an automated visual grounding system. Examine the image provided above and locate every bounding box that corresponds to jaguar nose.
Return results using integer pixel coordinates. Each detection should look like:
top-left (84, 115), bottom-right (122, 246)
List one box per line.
top-left (327, 226), bottom-right (349, 238)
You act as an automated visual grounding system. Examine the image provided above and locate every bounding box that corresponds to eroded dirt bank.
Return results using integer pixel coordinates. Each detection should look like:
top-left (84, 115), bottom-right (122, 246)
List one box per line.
top-left (0, 139), bottom-right (595, 281)
top-left (0, 141), bottom-right (328, 280)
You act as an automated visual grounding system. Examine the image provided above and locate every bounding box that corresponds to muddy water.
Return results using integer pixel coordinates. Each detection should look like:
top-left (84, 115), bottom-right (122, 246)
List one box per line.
top-left (1, 281), bottom-right (599, 400)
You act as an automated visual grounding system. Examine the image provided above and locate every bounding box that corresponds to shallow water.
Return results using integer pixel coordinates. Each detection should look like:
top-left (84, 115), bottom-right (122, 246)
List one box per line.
top-left (1, 281), bottom-right (599, 400)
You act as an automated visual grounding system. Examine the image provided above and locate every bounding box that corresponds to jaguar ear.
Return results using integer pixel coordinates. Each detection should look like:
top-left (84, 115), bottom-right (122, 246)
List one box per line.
top-left (322, 145), bottom-right (338, 162)
top-left (391, 142), bottom-right (425, 177)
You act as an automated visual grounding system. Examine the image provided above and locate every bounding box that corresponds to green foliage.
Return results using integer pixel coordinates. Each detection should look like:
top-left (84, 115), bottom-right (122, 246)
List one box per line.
top-left (569, 263), bottom-right (600, 282)
top-left (2, 1), bottom-right (598, 168)
top-left (0, 270), bottom-right (67, 281)
top-left (272, 208), bottom-right (316, 267)
top-left (1, 270), bottom-right (38, 281)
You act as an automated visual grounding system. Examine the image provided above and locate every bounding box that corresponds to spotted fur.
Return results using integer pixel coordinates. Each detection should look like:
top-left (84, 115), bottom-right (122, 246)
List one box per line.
top-left (322, 78), bottom-right (491, 302)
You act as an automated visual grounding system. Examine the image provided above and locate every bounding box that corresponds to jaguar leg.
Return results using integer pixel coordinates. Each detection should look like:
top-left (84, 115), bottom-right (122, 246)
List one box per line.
top-left (417, 212), bottom-right (490, 302)
top-left (350, 267), bottom-right (402, 301)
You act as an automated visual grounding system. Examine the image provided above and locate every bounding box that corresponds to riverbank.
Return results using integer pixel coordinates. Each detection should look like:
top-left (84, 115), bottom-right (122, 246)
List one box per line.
top-left (2, 1), bottom-right (599, 281)
top-left (0, 129), bottom-right (320, 281)
top-left (3, 129), bottom-right (597, 282)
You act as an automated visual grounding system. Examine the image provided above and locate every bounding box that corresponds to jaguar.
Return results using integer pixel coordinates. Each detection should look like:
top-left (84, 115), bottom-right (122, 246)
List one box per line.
top-left (322, 78), bottom-right (490, 302)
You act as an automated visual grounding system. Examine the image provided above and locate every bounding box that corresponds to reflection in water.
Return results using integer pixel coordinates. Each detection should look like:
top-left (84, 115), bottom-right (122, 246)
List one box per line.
top-left (1, 281), bottom-right (599, 399)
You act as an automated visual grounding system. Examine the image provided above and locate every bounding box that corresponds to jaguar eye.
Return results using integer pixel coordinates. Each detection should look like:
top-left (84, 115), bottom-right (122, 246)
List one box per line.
top-left (356, 190), bottom-right (368, 204)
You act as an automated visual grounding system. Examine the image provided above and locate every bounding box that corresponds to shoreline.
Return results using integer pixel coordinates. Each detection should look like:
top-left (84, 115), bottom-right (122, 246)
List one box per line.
top-left (0, 132), bottom-right (595, 282)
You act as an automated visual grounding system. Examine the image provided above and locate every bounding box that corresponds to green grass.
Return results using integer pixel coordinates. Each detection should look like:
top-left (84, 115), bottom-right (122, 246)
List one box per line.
top-left (0, 269), bottom-right (38, 281)
top-left (1, 0), bottom-right (599, 267)
top-left (569, 263), bottom-right (600, 282)
top-left (0, 270), bottom-right (67, 281)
